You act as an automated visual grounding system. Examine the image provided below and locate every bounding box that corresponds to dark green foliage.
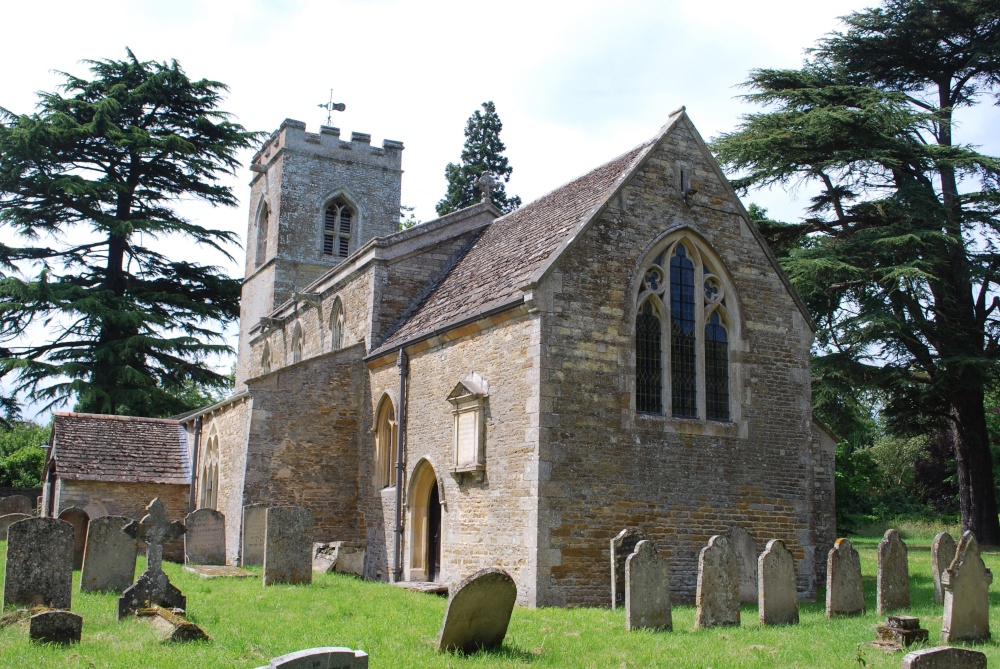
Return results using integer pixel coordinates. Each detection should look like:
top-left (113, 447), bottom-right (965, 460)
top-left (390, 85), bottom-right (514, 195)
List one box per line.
top-left (0, 50), bottom-right (263, 418)
top-left (714, 0), bottom-right (1000, 542)
top-left (0, 421), bottom-right (47, 488)
top-left (436, 101), bottom-right (521, 216)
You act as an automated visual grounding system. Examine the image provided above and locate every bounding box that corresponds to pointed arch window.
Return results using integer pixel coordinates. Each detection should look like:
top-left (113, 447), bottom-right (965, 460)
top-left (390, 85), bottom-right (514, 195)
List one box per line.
top-left (255, 202), bottom-right (269, 267)
top-left (261, 341), bottom-right (271, 374)
top-left (374, 396), bottom-right (398, 489)
top-left (324, 197), bottom-right (354, 258)
top-left (330, 298), bottom-right (345, 351)
top-left (291, 322), bottom-right (304, 364)
top-left (199, 429), bottom-right (220, 510)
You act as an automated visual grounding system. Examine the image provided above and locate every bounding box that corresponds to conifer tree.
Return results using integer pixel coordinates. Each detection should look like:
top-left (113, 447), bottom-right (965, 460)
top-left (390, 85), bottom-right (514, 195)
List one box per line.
top-left (0, 50), bottom-right (262, 417)
top-left (436, 101), bottom-right (521, 215)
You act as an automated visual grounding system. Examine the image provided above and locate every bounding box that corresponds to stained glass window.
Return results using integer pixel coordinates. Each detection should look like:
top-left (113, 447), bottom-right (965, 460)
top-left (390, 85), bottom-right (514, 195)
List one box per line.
top-left (670, 246), bottom-right (697, 418)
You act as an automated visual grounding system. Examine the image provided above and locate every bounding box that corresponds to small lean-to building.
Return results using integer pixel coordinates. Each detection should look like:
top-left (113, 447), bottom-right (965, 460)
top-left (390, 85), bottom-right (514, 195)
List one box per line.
top-left (179, 108), bottom-right (835, 607)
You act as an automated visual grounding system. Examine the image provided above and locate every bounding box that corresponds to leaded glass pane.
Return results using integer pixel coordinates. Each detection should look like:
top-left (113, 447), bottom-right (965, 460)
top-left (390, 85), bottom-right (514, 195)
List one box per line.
top-left (635, 300), bottom-right (662, 413)
top-left (670, 245), bottom-right (697, 418)
top-left (706, 311), bottom-right (730, 421)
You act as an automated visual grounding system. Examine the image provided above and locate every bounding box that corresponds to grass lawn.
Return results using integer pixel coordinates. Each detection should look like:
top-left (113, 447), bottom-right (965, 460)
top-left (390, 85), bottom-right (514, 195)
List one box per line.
top-left (1, 531), bottom-right (999, 668)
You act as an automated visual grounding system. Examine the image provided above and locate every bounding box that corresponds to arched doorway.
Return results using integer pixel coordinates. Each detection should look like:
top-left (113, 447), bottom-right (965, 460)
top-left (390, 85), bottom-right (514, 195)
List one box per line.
top-left (408, 460), bottom-right (442, 582)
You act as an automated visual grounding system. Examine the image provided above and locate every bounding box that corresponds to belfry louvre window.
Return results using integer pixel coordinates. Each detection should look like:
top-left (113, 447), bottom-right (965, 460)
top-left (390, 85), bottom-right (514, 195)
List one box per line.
top-left (635, 238), bottom-right (734, 421)
top-left (324, 198), bottom-right (354, 258)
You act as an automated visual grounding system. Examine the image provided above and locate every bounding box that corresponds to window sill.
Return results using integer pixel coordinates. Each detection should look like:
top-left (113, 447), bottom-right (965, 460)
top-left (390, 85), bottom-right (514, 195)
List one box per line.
top-left (634, 412), bottom-right (741, 438)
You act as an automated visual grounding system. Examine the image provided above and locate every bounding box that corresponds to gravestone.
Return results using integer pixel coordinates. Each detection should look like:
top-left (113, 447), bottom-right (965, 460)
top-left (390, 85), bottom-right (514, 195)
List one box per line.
top-left (436, 568), bottom-right (517, 653)
top-left (117, 498), bottom-right (187, 619)
top-left (875, 615), bottom-right (928, 649)
top-left (184, 508), bottom-right (226, 565)
top-left (695, 534), bottom-right (739, 629)
top-left (0, 513), bottom-right (31, 538)
top-left (313, 541), bottom-right (366, 576)
top-left (826, 538), bottom-right (865, 618)
top-left (725, 524), bottom-right (758, 604)
top-left (3, 517), bottom-right (74, 609)
top-left (758, 539), bottom-right (798, 625)
top-left (625, 540), bottom-right (671, 632)
top-left (256, 647), bottom-right (370, 669)
top-left (263, 506), bottom-right (313, 586)
top-left (610, 526), bottom-right (648, 609)
top-left (29, 610), bottom-right (82, 644)
top-left (941, 531), bottom-right (993, 643)
top-left (877, 529), bottom-right (910, 615)
top-left (0, 495), bottom-right (32, 516)
top-left (902, 646), bottom-right (987, 669)
top-left (931, 532), bottom-right (956, 606)
top-left (241, 504), bottom-right (268, 567)
top-left (57, 507), bottom-right (89, 570)
top-left (81, 515), bottom-right (137, 593)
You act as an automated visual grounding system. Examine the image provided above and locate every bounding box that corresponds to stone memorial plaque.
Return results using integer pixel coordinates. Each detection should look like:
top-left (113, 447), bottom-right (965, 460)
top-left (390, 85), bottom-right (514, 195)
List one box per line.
top-left (758, 539), bottom-right (798, 625)
top-left (0, 495), bottom-right (32, 516)
top-left (826, 538), bottom-right (864, 618)
top-left (942, 531), bottom-right (993, 643)
top-left (695, 534), bottom-right (739, 629)
top-left (877, 528), bottom-right (910, 615)
top-left (931, 532), bottom-right (956, 606)
top-left (29, 610), bottom-right (82, 644)
top-left (184, 508), bottom-right (226, 565)
top-left (610, 526), bottom-right (648, 609)
top-left (725, 524), bottom-right (758, 604)
top-left (81, 515), bottom-right (137, 593)
top-left (3, 517), bottom-right (74, 609)
top-left (625, 540), bottom-right (671, 632)
top-left (264, 506), bottom-right (313, 586)
top-left (902, 646), bottom-right (987, 669)
top-left (436, 568), bottom-right (517, 653)
top-left (257, 647), bottom-right (370, 669)
top-left (0, 513), bottom-right (31, 539)
top-left (57, 507), bottom-right (89, 570)
top-left (242, 504), bottom-right (268, 567)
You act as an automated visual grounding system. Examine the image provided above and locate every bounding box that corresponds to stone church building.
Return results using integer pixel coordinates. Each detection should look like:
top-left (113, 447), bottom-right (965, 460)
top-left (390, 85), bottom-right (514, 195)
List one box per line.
top-left (178, 108), bottom-right (836, 607)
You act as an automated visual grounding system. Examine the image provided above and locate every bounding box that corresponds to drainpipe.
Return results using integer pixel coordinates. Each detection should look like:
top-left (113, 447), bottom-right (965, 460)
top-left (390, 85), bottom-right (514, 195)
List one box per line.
top-left (189, 416), bottom-right (203, 512)
top-left (392, 349), bottom-right (409, 582)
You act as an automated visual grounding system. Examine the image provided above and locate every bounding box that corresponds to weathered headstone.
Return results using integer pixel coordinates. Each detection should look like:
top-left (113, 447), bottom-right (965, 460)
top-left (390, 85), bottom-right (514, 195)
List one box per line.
top-left (758, 538), bottom-right (798, 625)
top-left (81, 515), bottom-right (137, 593)
top-left (931, 532), bottom-right (957, 606)
top-left (877, 529), bottom-right (910, 615)
top-left (57, 507), bottom-right (89, 570)
top-left (256, 647), bottom-right (370, 669)
top-left (725, 524), bottom-right (758, 604)
top-left (313, 541), bottom-right (366, 576)
top-left (902, 646), bottom-right (987, 669)
top-left (695, 534), bottom-right (739, 629)
top-left (0, 495), bottom-right (32, 516)
top-left (241, 504), bottom-right (268, 567)
top-left (625, 540), bottom-right (671, 632)
top-left (941, 531), bottom-right (993, 643)
top-left (826, 538), bottom-right (865, 618)
top-left (138, 605), bottom-right (210, 643)
top-left (610, 526), bottom-right (648, 609)
top-left (3, 517), bottom-right (74, 609)
top-left (436, 568), bottom-right (517, 653)
top-left (117, 498), bottom-right (187, 619)
top-left (29, 610), bottom-right (82, 644)
top-left (0, 513), bottom-right (31, 539)
top-left (184, 508), bottom-right (226, 565)
top-left (875, 615), bottom-right (928, 649)
top-left (263, 506), bottom-right (313, 586)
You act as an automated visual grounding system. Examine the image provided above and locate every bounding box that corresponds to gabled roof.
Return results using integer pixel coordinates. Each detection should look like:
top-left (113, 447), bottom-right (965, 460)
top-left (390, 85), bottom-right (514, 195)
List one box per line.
top-left (49, 412), bottom-right (191, 485)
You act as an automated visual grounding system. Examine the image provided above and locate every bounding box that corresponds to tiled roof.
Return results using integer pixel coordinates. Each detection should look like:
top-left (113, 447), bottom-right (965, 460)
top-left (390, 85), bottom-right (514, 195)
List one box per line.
top-left (50, 412), bottom-right (191, 485)
top-left (372, 137), bottom-right (659, 354)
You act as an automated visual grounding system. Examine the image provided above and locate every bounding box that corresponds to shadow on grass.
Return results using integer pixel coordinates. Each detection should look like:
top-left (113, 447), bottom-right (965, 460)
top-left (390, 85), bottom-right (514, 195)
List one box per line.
top-left (459, 642), bottom-right (539, 663)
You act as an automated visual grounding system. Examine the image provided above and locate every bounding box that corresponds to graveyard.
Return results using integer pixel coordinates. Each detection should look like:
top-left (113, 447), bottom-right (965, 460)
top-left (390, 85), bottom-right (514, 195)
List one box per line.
top-left (0, 524), bottom-right (998, 668)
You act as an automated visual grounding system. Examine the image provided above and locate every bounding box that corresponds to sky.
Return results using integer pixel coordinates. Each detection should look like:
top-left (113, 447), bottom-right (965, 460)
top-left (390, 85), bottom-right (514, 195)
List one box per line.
top-left (3, 0), bottom-right (998, 416)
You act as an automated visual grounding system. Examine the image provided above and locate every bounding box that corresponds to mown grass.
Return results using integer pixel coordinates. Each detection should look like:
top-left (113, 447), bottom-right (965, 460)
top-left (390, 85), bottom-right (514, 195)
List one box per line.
top-left (1, 539), bottom-right (999, 668)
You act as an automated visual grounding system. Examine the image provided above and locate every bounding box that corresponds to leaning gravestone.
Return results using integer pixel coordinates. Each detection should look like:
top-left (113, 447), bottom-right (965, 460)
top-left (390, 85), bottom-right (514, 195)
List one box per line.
top-left (29, 610), bottom-right (83, 644)
top-left (81, 515), bottom-right (137, 593)
top-left (3, 517), bottom-right (74, 609)
top-left (241, 504), bottom-right (269, 567)
top-left (436, 568), bottom-right (517, 653)
top-left (263, 506), bottom-right (313, 586)
top-left (695, 535), bottom-right (739, 629)
top-left (610, 526), bottom-right (648, 609)
top-left (941, 531), bottom-right (993, 643)
top-left (725, 524), bottom-right (758, 604)
top-left (877, 529), bottom-right (910, 615)
top-left (758, 539), bottom-right (798, 625)
top-left (0, 495), bottom-right (32, 516)
top-left (118, 498), bottom-right (187, 619)
top-left (826, 538), bottom-right (865, 618)
top-left (255, 647), bottom-right (370, 669)
top-left (625, 540), bottom-right (671, 632)
top-left (184, 508), bottom-right (226, 565)
top-left (902, 646), bottom-right (987, 669)
top-left (57, 507), bottom-right (89, 570)
top-left (0, 513), bottom-right (31, 539)
top-left (931, 532), bottom-right (957, 606)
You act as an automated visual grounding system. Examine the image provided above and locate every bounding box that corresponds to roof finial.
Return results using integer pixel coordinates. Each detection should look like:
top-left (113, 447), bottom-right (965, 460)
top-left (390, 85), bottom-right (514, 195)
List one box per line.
top-left (475, 172), bottom-right (499, 203)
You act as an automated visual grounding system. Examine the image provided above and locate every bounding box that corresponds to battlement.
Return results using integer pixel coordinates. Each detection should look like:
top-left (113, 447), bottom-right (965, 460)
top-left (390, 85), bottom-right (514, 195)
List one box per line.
top-left (251, 118), bottom-right (404, 171)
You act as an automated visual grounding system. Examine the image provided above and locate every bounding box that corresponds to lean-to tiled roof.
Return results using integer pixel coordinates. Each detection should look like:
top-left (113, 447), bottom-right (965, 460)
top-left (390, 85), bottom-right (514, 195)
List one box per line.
top-left (50, 412), bottom-right (191, 485)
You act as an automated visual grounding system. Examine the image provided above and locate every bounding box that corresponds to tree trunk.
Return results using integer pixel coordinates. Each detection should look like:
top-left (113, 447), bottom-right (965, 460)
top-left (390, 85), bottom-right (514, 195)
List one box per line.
top-left (949, 383), bottom-right (1000, 545)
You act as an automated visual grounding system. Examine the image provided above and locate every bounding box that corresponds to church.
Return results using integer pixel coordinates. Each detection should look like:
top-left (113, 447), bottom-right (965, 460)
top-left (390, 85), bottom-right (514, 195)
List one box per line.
top-left (175, 107), bottom-right (835, 608)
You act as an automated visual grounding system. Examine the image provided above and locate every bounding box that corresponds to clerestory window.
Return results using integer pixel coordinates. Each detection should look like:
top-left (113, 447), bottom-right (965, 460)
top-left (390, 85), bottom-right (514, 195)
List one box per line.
top-left (324, 198), bottom-right (354, 258)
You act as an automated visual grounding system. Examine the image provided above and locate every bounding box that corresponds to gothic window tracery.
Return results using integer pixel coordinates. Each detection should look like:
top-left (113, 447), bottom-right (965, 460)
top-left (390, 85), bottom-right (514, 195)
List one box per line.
top-left (374, 396), bottom-right (397, 489)
top-left (324, 197), bottom-right (354, 258)
top-left (199, 428), bottom-right (220, 510)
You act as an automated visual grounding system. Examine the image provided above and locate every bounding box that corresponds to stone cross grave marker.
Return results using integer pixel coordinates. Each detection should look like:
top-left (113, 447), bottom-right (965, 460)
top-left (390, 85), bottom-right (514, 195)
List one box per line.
top-left (610, 526), bottom-right (648, 609)
top-left (625, 540), bottom-right (671, 632)
top-left (725, 524), bottom-right (758, 604)
top-left (241, 504), bottom-right (268, 567)
top-left (3, 517), bottom-right (74, 609)
top-left (436, 568), bottom-right (517, 653)
top-left (826, 538), bottom-right (865, 618)
top-left (0, 513), bottom-right (31, 539)
top-left (942, 531), bottom-right (993, 643)
top-left (184, 508), bottom-right (226, 565)
top-left (117, 498), bottom-right (187, 619)
top-left (695, 534), bottom-right (740, 629)
top-left (877, 528), bottom-right (910, 615)
top-left (931, 532), bottom-right (957, 606)
top-left (81, 515), bottom-right (137, 593)
top-left (264, 506), bottom-right (313, 586)
top-left (255, 646), bottom-right (370, 669)
top-left (758, 538), bottom-right (798, 625)
top-left (57, 507), bottom-right (89, 570)
top-left (0, 495), bottom-right (32, 516)
top-left (29, 610), bottom-right (83, 644)
top-left (902, 646), bottom-right (987, 669)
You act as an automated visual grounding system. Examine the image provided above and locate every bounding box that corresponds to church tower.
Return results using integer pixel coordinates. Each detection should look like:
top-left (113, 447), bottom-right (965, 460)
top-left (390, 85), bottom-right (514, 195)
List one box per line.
top-left (234, 119), bottom-right (404, 387)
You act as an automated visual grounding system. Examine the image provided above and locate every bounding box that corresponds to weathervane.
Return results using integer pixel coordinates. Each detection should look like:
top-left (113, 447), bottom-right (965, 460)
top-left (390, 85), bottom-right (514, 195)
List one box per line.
top-left (318, 89), bottom-right (346, 126)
